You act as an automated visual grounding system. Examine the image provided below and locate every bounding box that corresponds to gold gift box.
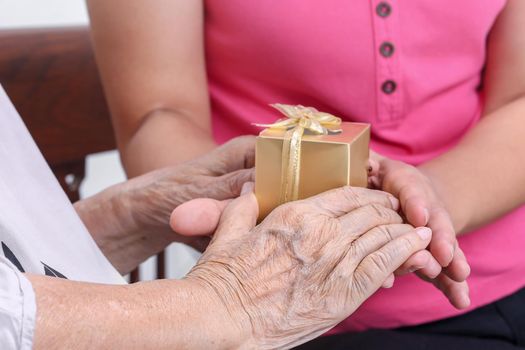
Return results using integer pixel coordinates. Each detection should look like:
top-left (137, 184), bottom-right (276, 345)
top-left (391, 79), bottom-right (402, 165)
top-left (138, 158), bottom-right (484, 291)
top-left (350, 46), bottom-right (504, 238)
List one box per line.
top-left (255, 122), bottom-right (371, 219)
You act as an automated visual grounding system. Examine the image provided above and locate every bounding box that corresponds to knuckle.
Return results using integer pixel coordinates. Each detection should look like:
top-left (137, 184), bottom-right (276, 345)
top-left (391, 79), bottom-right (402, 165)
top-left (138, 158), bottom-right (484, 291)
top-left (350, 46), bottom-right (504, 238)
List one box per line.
top-left (383, 165), bottom-right (419, 191)
top-left (397, 235), bottom-right (418, 254)
top-left (430, 206), bottom-right (451, 220)
top-left (212, 173), bottom-right (238, 197)
top-left (340, 186), bottom-right (362, 205)
top-left (225, 135), bottom-right (255, 154)
top-left (376, 225), bottom-right (395, 242)
top-left (384, 167), bottom-right (405, 185)
top-left (352, 267), bottom-right (375, 295)
top-left (228, 172), bottom-right (247, 194)
top-left (368, 250), bottom-right (392, 274)
top-left (401, 184), bottom-right (424, 200)
top-left (367, 203), bottom-right (401, 223)
top-left (369, 203), bottom-right (389, 218)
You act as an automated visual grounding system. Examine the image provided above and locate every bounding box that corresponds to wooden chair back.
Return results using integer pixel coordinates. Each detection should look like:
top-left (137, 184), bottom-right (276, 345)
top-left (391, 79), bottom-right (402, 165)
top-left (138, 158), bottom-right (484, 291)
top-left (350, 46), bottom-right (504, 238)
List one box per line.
top-left (0, 26), bottom-right (158, 282)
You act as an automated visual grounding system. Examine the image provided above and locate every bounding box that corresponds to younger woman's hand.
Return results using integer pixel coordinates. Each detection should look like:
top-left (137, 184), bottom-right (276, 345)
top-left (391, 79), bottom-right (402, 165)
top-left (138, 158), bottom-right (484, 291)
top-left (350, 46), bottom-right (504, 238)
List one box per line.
top-left (369, 152), bottom-right (471, 309)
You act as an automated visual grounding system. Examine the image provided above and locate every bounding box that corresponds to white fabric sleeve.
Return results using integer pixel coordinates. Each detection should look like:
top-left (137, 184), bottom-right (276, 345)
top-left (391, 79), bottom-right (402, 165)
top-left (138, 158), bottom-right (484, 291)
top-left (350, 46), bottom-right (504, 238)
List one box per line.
top-left (0, 257), bottom-right (36, 350)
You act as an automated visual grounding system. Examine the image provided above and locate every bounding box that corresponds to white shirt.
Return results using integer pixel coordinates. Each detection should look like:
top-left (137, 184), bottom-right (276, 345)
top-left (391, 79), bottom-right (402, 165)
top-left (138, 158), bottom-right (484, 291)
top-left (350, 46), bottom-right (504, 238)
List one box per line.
top-left (0, 86), bottom-right (125, 349)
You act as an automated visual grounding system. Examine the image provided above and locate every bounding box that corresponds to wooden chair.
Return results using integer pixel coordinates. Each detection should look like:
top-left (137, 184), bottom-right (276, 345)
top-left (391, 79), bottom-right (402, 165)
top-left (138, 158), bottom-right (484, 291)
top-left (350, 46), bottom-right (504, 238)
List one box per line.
top-left (0, 26), bottom-right (165, 282)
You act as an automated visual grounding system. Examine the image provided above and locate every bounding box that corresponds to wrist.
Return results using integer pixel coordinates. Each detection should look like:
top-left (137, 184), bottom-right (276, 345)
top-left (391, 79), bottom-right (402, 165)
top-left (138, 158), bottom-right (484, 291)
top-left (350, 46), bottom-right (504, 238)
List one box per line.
top-left (121, 171), bottom-right (181, 239)
top-left (179, 277), bottom-right (255, 349)
top-left (417, 164), bottom-right (471, 234)
top-left (75, 181), bottom-right (174, 273)
top-left (74, 187), bottom-right (126, 240)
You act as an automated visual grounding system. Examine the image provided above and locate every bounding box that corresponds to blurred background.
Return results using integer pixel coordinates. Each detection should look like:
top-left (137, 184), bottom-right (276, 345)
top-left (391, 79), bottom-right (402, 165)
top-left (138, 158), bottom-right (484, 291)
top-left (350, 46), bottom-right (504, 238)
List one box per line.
top-left (0, 0), bottom-right (200, 280)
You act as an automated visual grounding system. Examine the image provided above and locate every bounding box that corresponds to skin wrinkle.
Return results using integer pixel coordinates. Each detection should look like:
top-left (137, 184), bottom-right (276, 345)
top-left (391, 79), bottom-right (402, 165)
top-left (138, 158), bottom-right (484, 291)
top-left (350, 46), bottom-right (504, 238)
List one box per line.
top-left (126, 168), bottom-right (251, 235)
top-left (177, 186), bottom-right (432, 349)
top-left (188, 261), bottom-right (257, 336)
top-left (32, 108), bottom-right (438, 350)
top-left (71, 147), bottom-right (433, 349)
top-left (250, 209), bottom-right (340, 343)
top-left (74, 136), bottom-right (256, 274)
top-left (344, 188), bottom-right (363, 207)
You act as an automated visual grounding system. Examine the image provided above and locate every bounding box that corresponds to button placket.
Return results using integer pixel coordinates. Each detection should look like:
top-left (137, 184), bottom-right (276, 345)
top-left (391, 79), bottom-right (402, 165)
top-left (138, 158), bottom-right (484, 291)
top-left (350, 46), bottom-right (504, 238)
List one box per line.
top-left (371, 0), bottom-right (403, 123)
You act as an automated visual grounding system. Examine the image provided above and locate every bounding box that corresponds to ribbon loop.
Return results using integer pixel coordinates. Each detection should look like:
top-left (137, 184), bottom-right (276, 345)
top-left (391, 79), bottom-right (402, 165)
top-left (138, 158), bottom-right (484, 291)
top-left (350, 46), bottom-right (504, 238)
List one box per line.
top-left (255, 104), bottom-right (342, 204)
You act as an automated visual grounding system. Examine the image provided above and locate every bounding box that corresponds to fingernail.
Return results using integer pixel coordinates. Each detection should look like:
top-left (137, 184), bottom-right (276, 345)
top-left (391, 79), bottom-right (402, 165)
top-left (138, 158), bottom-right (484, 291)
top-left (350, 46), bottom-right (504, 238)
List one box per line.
top-left (423, 208), bottom-right (430, 224)
top-left (461, 293), bottom-right (471, 308)
top-left (241, 182), bottom-right (254, 195)
top-left (416, 227), bottom-right (432, 240)
top-left (463, 262), bottom-right (471, 278)
top-left (389, 196), bottom-right (400, 210)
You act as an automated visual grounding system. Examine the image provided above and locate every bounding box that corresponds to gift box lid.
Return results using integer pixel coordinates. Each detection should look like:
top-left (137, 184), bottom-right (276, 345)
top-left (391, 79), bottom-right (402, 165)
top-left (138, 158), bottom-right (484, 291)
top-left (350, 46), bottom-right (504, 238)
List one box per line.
top-left (258, 122), bottom-right (370, 144)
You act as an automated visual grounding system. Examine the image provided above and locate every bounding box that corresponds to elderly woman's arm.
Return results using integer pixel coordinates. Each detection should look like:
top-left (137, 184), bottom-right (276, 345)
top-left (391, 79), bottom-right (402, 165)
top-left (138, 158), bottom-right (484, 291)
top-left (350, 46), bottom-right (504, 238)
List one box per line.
top-left (29, 187), bottom-right (432, 349)
top-left (87, 0), bottom-right (213, 177)
top-left (73, 137), bottom-right (254, 274)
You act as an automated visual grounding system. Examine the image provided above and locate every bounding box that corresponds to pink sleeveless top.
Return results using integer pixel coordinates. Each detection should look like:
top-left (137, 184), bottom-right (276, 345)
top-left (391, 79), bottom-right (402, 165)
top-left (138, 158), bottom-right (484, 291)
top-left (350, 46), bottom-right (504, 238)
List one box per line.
top-left (205, 0), bottom-right (525, 332)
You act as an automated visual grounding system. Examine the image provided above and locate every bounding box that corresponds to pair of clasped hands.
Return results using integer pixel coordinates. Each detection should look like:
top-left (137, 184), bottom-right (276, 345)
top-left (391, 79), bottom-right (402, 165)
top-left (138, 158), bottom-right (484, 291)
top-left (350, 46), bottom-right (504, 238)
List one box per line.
top-left (168, 136), bottom-right (470, 306)
top-left (138, 136), bottom-right (470, 347)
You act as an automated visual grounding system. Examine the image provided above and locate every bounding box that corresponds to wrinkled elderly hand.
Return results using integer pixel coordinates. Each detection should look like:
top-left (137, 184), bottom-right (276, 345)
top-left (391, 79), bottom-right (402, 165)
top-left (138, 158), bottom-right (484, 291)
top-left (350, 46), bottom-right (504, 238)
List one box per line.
top-left (368, 152), bottom-right (471, 309)
top-left (120, 136), bottom-right (255, 249)
top-left (186, 185), bottom-right (432, 349)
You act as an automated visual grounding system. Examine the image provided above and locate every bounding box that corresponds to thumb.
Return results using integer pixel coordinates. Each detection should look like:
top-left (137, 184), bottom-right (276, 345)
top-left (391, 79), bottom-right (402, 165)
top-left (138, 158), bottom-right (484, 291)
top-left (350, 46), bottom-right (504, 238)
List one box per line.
top-left (213, 182), bottom-right (258, 244)
top-left (170, 198), bottom-right (230, 236)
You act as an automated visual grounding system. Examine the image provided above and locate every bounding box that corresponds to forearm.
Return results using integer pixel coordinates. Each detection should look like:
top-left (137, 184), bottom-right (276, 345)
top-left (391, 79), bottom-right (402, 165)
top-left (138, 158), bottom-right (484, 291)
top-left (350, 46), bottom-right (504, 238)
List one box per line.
top-left (419, 96), bottom-right (525, 233)
top-left (74, 136), bottom-right (256, 274)
top-left (27, 274), bottom-right (250, 349)
top-left (74, 180), bottom-right (171, 274)
top-left (121, 109), bottom-right (217, 177)
top-left (87, 0), bottom-right (213, 177)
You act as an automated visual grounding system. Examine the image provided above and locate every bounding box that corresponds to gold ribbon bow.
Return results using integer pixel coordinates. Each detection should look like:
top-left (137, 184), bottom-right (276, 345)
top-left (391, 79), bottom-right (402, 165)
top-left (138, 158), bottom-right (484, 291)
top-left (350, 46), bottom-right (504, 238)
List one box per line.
top-left (255, 104), bottom-right (342, 204)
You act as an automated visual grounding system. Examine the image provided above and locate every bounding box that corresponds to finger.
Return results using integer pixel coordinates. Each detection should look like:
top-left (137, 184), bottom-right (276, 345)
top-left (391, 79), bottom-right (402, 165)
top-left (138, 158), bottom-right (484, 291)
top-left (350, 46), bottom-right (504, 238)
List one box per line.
top-left (375, 160), bottom-right (429, 227)
top-left (309, 186), bottom-right (400, 218)
top-left (367, 158), bottom-right (381, 190)
top-left (368, 175), bottom-right (380, 189)
top-left (395, 250), bottom-right (441, 279)
top-left (339, 205), bottom-right (403, 238)
top-left (427, 208), bottom-right (456, 267)
top-left (368, 158), bottom-right (380, 177)
top-left (213, 182), bottom-right (258, 243)
top-left (196, 135), bottom-right (256, 174)
top-left (387, 171), bottom-right (456, 268)
top-left (352, 227), bottom-right (432, 296)
top-left (207, 168), bottom-right (255, 200)
top-left (443, 247), bottom-right (471, 282)
top-left (170, 198), bottom-right (230, 236)
top-left (381, 273), bottom-right (395, 288)
top-left (403, 196), bottom-right (429, 228)
top-left (350, 224), bottom-right (421, 260)
top-left (383, 170), bottom-right (430, 226)
top-left (418, 272), bottom-right (471, 309)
